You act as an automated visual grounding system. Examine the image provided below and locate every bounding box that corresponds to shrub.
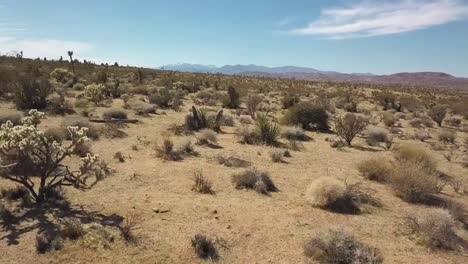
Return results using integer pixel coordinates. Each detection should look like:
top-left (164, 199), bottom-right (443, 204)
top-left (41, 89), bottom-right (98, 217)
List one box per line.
top-left (185, 106), bottom-right (223, 132)
top-left (335, 113), bottom-right (367, 146)
top-left (391, 161), bottom-right (441, 203)
top-left (50, 68), bottom-right (75, 83)
top-left (14, 78), bottom-right (53, 110)
top-left (239, 115), bottom-right (253, 124)
top-left (102, 108), bottom-right (128, 120)
top-left (197, 129), bottom-right (218, 145)
top-left (282, 126), bottom-right (308, 141)
top-left (394, 144), bottom-right (436, 172)
top-left (61, 218), bottom-right (85, 240)
top-left (421, 115), bottom-right (434, 127)
top-left (176, 137), bottom-right (196, 155)
top-left (366, 127), bottom-right (392, 148)
top-left (221, 114), bottom-right (235, 126)
top-left (222, 86), bottom-right (240, 108)
top-left (231, 167), bottom-right (278, 195)
top-left (284, 102), bottom-right (329, 130)
top-left (47, 93), bottom-right (74, 115)
top-left (357, 158), bottom-right (392, 182)
top-left (382, 111), bottom-right (396, 127)
top-left (191, 234), bottom-right (218, 260)
top-left (127, 100), bottom-right (156, 116)
top-left (281, 93), bottom-right (300, 109)
top-left (154, 134), bottom-right (181, 161)
top-left (409, 118), bottom-right (422, 128)
top-left (428, 105), bottom-right (447, 126)
top-left (119, 214), bottom-right (140, 244)
top-left (84, 83), bottom-right (107, 105)
top-left (44, 127), bottom-right (66, 143)
top-left (246, 94), bottom-right (263, 119)
top-left (73, 83), bottom-right (85, 91)
top-left (0, 110), bottom-right (105, 203)
top-left (304, 229), bottom-right (383, 264)
top-left (149, 88), bottom-right (182, 110)
top-left (406, 209), bottom-right (465, 250)
top-left (192, 171), bottom-right (214, 194)
top-left (0, 113), bottom-right (22, 126)
top-left (255, 114), bottom-right (280, 146)
top-left (62, 116), bottom-right (99, 140)
top-left (195, 88), bottom-right (224, 106)
top-left (438, 129), bottom-right (456, 144)
top-left (36, 233), bottom-right (51, 254)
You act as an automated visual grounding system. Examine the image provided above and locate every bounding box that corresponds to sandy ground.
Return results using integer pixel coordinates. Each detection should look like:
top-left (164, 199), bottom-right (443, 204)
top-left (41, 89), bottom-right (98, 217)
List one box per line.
top-left (1, 98), bottom-right (467, 264)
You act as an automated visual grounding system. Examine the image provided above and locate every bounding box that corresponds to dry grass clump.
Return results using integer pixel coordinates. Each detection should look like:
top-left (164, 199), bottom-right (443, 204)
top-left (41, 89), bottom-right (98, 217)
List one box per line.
top-left (197, 129), bottom-right (218, 145)
top-left (306, 178), bottom-right (380, 214)
top-left (119, 214), bottom-right (140, 244)
top-left (304, 229), bottom-right (383, 264)
top-left (235, 125), bottom-right (257, 144)
top-left (102, 108), bottom-right (128, 120)
top-left (282, 126), bottom-right (309, 141)
top-left (438, 129), bottom-right (456, 144)
top-left (270, 150), bottom-right (285, 163)
top-left (394, 144), bottom-right (436, 170)
top-left (405, 209), bottom-right (467, 251)
top-left (216, 154), bottom-right (251, 168)
top-left (239, 115), bottom-right (253, 124)
top-left (357, 158), bottom-right (393, 182)
top-left (155, 134), bottom-right (182, 161)
top-left (35, 233), bottom-right (63, 254)
top-left (391, 161), bottom-right (442, 203)
top-left (126, 100), bottom-right (156, 116)
top-left (61, 218), bottom-right (85, 240)
top-left (365, 126), bottom-right (393, 148)
top-left (176, 136), bottom-right (197, 155)
top-left (191, 234), bottom-right (219, 261)
top-left (414, 129), bottom-right (431, 141)
top-left (231, 167), bottom-right (278, 195)
top-left (382, 111), bottom-right (396, 127)
top-left (192, 171), bottom-right (214, 194)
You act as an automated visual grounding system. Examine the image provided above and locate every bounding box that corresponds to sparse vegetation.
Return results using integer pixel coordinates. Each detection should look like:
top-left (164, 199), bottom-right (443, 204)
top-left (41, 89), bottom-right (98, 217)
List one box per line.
top-left (192, 171), bottom-right (214, 194)
top-left (231, 167), bottom-right (278, 195)
top-left (191, 234), bottom-right (218, 260)
top-left (335, 113), bottom-right (367, 146)
top-left (284, 101), bottom-right (329, 130)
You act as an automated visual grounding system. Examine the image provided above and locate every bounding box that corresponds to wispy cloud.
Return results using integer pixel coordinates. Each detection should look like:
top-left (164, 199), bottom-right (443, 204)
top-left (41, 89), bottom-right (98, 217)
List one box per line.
top-left (289, 0), bottom-right (468, 39)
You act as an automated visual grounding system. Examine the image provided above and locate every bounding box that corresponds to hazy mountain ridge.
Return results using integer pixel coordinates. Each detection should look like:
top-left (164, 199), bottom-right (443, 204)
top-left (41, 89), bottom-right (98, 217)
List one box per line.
top-left (160, 63), bottom-right (468, 90)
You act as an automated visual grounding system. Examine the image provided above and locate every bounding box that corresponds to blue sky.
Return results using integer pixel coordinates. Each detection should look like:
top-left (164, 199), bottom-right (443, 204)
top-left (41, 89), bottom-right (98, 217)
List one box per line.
top-left (1, 0), bottom-right (468, 76)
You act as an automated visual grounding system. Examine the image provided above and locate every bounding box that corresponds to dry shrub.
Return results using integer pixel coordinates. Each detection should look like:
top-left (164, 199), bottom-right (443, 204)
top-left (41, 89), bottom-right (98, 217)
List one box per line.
top-left (335, 113), bottom-right (367, 146)
top-left (420, 115), bottom-right (434, 127)
top-left (270, 150), bottom-right (284, 163)
top-left (216, 154), bottom-right (251, 168)
top-left (391, 161), bottom-right (441, 203)
top-left (192, 171), bottom-right (214, 194)
top-left (438, 129), bottom-right (456, 144)
top-left (428, 105), bottom-right (447, 126)
top-left (119, 214), bottom-right (140, 244)
top-left (284, 101), bottom-right (329, 131)
top-left (394, 144), bottom-right (436, 172)
top-left (102, 108), bottom-right (128, 120)
top-left (155, 134), bottom-right (181, 161)
top-left (61, 218), bottom-right (85, 240)
top-left (197, 129), bottom-right (218, 145)
top-left (235, 125), bottom-right (257, 144)
top-left (406, 209), bottom-right (466, 251)
top-left (414, 129), bottom-right (431, 141)
top-left (239, 115), bottom-right (253, 124)
top-left (127, 100), bottom-right (156, 116)
top-left (176, 136), bottom-right (196, 155)
top-left (357, 158), bottom-right (393, 182)
top-left (366, 127), bottom-right (392, 148)
top-left (231, 167), bottom-right (278, 195)
top-left (221, 114), bottom-right (235, 126)
top-left (304, 229), bottom-right (383, 264)
top-left (409, 118), bottom-right (423, 128)
top-left (35, 233), bottom-right (52, 254)
top-left (282, 126), bottom-right (309, 141)
top-left (306, 178), bottom-right (379, 214)
top-left (246, 94), bottom-right (263, 119)
top-left (191, 234), bottom-right (218, 260)
top-left (382, 111), bottom-right (396, 127)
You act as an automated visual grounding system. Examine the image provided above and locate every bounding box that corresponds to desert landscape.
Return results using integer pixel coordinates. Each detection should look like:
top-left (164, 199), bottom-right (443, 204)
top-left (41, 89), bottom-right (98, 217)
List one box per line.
top-left (0, 54), bottom-right (467, 264)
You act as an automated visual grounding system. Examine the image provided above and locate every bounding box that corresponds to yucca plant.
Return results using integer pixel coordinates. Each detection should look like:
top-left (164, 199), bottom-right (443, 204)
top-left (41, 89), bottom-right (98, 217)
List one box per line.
top-left (255, 114), bottom-right (280, 146)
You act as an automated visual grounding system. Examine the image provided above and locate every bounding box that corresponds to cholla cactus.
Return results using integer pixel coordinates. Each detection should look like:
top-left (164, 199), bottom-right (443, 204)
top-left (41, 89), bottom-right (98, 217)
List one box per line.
top-left (50, 68), bottom-right (75, 83)
top-left (84, 83), bottom-right (107, 105)
top-left (0, 110), bottom-right (106, 203)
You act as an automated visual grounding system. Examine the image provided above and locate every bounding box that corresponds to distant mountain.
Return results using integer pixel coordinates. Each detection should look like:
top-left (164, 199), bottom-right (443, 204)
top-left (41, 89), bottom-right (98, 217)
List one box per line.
top-left (159, 63), bottom-right (468, 90)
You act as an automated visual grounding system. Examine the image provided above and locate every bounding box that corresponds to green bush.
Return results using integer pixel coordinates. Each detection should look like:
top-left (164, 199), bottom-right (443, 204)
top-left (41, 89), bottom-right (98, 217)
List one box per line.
top-left (283, 101), bottom-right (329, 130)
top-left (255, 114), bottom-right (280, 146)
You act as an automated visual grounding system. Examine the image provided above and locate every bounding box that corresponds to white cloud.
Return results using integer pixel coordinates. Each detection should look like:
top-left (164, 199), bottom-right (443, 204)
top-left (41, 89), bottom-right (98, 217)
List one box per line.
top-left (0, 38), bottom-right (94, 60)
top-left (289, 0), bottom-right (468, 38)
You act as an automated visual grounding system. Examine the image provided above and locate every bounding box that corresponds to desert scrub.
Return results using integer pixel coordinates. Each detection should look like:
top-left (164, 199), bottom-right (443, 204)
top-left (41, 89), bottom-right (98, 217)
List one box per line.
top-left (304, 229), bottom-right (383, 264)
top-left (62, 116), bottom-right (99, 140)
top-left (382, 111), bottom-right (396, 126)
top-left (149, 87), bottom-right (182, 110)
top-left (306, 177), bottom-right (379, 214)
top-left (281, 92), bottom-right (300, 109)
top-left (438, 129), bottom-right (456, 144)
top-left (357, 158), bottom-right (393, 182)
top-left (394, 144), bottom-right (436, 172)
top-left (154, 134), bottom-right (182, 161)
top-left (246, 94), bottom-right (263, 119)
top-left (14, 77), bottom-right (53, 110)
top-left (283, 101), bottom-right (329, 130)
top-left (235, 125), bottom-right (257, 144)
top-left (185, 106), bottom-right (223, 132)
top-left (365, 126), bottom-right (392, 148)
top-left (50, 68), bottom-right (75, 83)
top-left (282, 126), bottom-right (308, 141)
top-left (197, 129), bottom-right (218, 145)
top-left (231, 167), bottom-right (278, 195)
top-left (222, 86), bottom-right (240, 108)
top-left (405, 209), bottom-right (467, 251)
top-left (0, 113), bottom-right (22, 126)
top-left (428, 105), bottom-right (447, 126)
top-left (270, 150), bottom-right (285, 163)
top-left (335, 113), bottom-right (368, 146)
top-left (414, 129), bottom-right (431, 141)
top-left (217, 154), bottom-right (251, 168)
top-left (192, 171), bottom-right (214, 194)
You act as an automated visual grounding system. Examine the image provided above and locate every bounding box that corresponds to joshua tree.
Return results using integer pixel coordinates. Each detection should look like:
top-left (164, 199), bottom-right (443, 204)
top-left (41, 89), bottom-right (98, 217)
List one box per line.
top-left (16, 51), bottom-right (23, 63)
top-left (68, 50), bottom-right (75, 74)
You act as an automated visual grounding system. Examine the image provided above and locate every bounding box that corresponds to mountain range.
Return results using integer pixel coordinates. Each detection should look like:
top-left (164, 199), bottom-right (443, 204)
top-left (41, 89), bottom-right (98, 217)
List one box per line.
top-left (160, 63), bottom-right (468, 90)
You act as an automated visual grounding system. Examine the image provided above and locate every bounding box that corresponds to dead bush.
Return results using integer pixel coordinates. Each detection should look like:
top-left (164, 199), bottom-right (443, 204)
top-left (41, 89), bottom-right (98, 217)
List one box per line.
top-left (366, 127), bottom-right (392, 148)
top-left (394, 144), bottom-right (436, 172)
top-left (119, 214), bottom-right (140, 244)
top-left (270, 150), bottom-right (285, 163)
top-left (191, 234), bottom-right (219, 260)
top-left (428, 105), bottom-right (448, 126)
top-left (197, 129), bottom-right (218, 145)
top-left (192, 171), bottom-right (214, 194)
top-left (335, 113), bottom-right (367, 146)
top-left (304, 229), bottom-right (383, 264)
top-left (231, 167), bottom-right (278, 195)
top-left (239, 115), bottom-right (253, 124)
top-left (155, 134), bottom-right (182, 161)
top-left (357, 158), bottom-right (393, 182)
top-left (406, 209), bottom-right (466, 251)
top-left (382, 111), bottom-right (396, 127)
top-left (438, 129), bottom-right (456, 144)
